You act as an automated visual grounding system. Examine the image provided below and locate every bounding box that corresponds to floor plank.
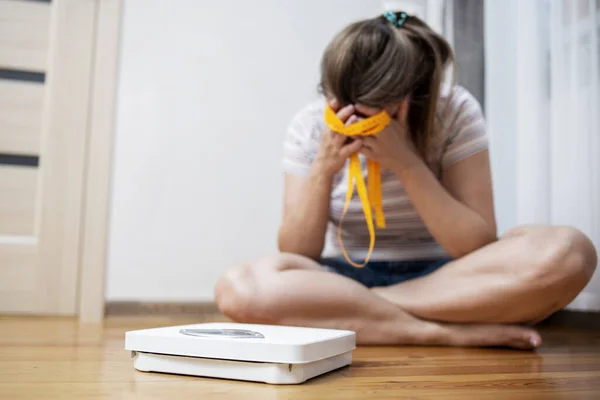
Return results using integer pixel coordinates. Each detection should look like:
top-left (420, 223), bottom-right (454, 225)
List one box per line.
top-left (0, 316), bottom-right (599, 399)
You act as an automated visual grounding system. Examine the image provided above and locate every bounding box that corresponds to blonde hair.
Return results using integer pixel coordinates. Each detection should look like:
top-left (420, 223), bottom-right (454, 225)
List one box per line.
top-left (319, 12), bottom-right (454, 158)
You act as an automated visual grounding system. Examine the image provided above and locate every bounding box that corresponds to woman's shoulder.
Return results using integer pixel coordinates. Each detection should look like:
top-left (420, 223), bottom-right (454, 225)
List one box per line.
top-left (436, 84), bottom-right (485, 143)
top-left (296, 97), bottom-right (327, 115)
top-left (432, 84), bottom-right (488, 169)
top-left (437, 84), bottom-right (483, 119)
top-left (282, 99), bottom-right (327, 175)
top-left (286, 98), bottom-right (327, 141)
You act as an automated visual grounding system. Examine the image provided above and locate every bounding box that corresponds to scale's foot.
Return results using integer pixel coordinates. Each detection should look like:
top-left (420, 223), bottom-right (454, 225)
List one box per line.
top-left (133, 350), bottom-right (352, 384)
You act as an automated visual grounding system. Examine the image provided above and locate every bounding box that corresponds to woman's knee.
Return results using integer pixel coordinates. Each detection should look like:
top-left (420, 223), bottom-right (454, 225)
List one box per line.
top-left (522, 226), bottom-right (597, 292)
top-left (214, 253), bottom-right (311, 323)
top-left (214, 263), bottom-right (257, 323)
top-left (215, 260), bottom-right (272, 323)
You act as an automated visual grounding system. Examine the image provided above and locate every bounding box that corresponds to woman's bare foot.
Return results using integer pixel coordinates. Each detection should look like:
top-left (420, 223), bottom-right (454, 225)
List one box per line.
top-left (377, 307), bottom-right (541, 350)
top-left (431, 322), bottom-right (542, 349)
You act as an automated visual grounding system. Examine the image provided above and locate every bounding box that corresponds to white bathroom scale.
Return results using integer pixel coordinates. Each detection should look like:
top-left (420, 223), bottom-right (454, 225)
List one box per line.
top-left (125, 322), bottom-right (356, 384)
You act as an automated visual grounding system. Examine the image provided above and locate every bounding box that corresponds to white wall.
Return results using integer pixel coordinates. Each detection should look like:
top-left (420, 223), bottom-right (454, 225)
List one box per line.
top-left (484, 0), bottom-right (518, 235)
top-left (106, 0), bottom-right (388, 301)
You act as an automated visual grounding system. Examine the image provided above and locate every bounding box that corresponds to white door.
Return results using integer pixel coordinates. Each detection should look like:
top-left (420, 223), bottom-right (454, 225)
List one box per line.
top-left (0, 0), bottom-right (97, 314)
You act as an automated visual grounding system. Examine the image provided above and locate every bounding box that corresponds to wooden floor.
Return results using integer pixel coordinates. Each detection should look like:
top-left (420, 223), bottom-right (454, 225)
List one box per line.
top-left (1, 316), bottom-right (599, 399)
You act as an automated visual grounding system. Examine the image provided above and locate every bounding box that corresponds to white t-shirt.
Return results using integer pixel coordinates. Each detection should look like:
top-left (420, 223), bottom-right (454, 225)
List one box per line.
top-left (282, 85), bottom-right (488, 261)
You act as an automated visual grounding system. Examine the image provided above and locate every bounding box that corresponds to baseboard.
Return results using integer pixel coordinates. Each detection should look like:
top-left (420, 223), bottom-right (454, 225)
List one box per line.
top-left (540, 310), bottom-right (600, 330)
top-left (565, 292), bottom-right (600, 312)
top-left (105, 301), bottom-right (221, 317)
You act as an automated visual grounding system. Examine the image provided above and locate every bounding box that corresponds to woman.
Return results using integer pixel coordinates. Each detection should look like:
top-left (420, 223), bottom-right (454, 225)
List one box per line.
top-left (215, 12), bottom-right (597, 348)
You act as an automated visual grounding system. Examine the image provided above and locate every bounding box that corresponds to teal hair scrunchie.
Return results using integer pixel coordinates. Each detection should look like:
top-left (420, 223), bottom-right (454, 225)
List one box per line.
top-left (382, 11), bottom-right (408, 28)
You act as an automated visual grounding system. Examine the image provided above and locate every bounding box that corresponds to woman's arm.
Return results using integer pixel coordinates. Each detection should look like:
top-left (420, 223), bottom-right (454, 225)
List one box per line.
top-left (392, 150), bottom-right (497, 258)
top-left (357, 101), bottom-right (496, 259)
top-left (277, 168), bottom-right (334, 259)
top-left (278, 103), bottom-right (362, 259)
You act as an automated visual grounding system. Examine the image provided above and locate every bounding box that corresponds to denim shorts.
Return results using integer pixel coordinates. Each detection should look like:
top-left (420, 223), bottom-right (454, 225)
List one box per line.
top-left (320, 257), bottom-right (452, 288)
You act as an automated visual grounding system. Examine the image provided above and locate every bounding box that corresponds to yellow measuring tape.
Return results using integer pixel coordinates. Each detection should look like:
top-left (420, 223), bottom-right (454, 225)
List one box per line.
top-left (323, 105), bottom-right (391, 267)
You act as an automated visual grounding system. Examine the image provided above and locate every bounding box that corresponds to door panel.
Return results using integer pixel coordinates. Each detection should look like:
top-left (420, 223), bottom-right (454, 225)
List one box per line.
top-left (0, 166), bottom-right (37, 235)
top-left (0, 0), bottom-right (97, 315)
top-left (0, 0), bottom-right (51, 72)
top-left (0, 80), bottom-right (44, 154)
top-left (0, 242), bottom-right (37, 291)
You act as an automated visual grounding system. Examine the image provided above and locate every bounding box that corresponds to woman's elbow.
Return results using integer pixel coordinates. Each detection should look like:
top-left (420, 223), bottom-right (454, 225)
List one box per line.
top-left (277, 226), bottom-right (323, 260)
top-left (447, 227), bottom-right (497, 259)
top-left (276, 225), bottom-right (293, 252)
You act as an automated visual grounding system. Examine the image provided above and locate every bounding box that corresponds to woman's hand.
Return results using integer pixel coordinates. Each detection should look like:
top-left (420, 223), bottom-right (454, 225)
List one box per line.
top-left (313, 100), bottom-right (363, 178)
top-left (354, 103), bottom-right (421, 174)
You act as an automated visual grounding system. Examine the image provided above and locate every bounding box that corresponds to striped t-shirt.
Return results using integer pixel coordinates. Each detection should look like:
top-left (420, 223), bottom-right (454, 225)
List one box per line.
top-left (282, 84), bottom-right (488, 261)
